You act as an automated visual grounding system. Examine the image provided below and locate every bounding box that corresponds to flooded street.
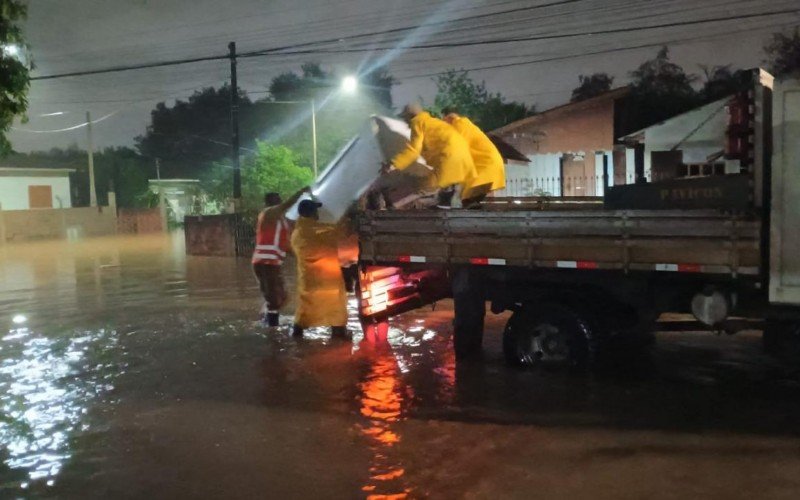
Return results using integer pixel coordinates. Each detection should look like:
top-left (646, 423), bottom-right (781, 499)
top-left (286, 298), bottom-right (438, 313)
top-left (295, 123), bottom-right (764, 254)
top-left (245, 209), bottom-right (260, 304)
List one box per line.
top-left (1, 234), bottom-right (800, 499)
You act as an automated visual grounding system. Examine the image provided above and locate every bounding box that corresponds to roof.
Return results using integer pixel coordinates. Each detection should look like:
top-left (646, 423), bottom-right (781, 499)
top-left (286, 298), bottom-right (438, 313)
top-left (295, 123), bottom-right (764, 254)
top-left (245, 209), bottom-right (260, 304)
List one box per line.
top-left (0, 167), bottom-right (76, 176)
top-left (492, 86), bottom-right (631, 136)
top-left (618, 97), bottom-right (730, 143)
top-left (488, 134), bottom-right (529, 162)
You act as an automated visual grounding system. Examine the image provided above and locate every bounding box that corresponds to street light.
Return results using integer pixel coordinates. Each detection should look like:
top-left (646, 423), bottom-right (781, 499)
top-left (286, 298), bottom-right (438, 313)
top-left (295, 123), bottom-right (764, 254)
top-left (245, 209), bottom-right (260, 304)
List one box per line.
top-left (341, 75), bottom-right (358, 94)
top-left (256, 77), bottom-right (357, 178)
top-left (2, 44), bottom-right (20, 58)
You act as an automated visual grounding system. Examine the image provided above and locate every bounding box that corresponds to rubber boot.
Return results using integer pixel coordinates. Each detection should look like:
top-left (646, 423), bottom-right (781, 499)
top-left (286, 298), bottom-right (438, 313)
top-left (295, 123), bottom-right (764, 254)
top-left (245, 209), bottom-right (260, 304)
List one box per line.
top-left (292, 324), bottom-right (304, 338)
top-left (266, 312), bottom-right (280, 327)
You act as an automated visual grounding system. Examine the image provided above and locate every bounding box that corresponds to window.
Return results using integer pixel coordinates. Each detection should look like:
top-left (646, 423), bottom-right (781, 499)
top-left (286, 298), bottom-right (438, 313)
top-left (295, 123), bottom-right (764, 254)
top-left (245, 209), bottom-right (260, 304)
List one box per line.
top-left (28, 185), bottom-right (53, 209)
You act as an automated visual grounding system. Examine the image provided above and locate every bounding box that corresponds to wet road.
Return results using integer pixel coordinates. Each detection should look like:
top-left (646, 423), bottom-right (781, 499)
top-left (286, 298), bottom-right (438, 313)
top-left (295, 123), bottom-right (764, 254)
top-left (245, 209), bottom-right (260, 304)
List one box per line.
top-left (1, 234), bottom-right (800, 499)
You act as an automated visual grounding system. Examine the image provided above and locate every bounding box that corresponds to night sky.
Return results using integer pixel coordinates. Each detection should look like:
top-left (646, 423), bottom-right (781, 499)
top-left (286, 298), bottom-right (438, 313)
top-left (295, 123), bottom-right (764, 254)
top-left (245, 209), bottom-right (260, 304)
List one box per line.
top-left (9, 0), bottom-right (800, 152)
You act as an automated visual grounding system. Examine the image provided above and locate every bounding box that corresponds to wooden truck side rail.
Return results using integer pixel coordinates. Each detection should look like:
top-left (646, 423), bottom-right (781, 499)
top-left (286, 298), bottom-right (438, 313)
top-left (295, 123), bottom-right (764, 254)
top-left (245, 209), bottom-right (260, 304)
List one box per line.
top-left (357, 209), bottom-right (761, 277)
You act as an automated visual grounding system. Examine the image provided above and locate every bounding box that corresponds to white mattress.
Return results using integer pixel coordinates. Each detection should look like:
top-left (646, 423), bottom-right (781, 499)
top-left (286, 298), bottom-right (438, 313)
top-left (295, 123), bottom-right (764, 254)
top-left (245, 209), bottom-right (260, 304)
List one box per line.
top-left (286, 115), bottom-right (431, 222)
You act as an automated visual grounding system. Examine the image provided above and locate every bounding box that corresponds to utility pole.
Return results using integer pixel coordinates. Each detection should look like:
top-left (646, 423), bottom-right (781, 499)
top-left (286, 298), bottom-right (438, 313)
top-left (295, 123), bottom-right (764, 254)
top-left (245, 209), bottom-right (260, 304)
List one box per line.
top-left (156, 158), bottom-right (167, 232)
top-left (86, 111), bottom-right (97, 207)
top-left (228, 41), bottom-right (241, 211)
top-left (311, 99), bottom-right (318, 178)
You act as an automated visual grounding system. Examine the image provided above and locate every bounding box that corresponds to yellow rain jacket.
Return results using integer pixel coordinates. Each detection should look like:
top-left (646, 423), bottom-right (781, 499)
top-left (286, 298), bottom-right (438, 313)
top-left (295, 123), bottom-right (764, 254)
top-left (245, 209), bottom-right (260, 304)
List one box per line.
top-left (291, 217), bottom-right (348, 328)
top-left (450, 116), bottom-right (506, 199)
top-left (391, 111), bottom-right (476, 188)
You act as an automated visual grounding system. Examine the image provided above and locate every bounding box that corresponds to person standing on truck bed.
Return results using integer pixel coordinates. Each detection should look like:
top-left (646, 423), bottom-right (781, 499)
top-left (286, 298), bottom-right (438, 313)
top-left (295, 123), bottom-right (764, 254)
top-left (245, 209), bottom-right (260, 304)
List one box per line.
top-left (291, 199), bottom-right (351, 340)
top-left (442, 107), bottom-right (506, 208)
top-left (383, 103), bottom-right (477, 208)
top-left (252, 186), bottom-right (310, 327)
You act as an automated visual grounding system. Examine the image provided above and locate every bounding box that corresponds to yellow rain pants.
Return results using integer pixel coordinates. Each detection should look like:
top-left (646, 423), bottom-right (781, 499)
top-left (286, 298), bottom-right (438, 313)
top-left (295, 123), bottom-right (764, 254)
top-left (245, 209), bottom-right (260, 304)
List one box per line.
top-left (291, 217), bottom-right (348, 328)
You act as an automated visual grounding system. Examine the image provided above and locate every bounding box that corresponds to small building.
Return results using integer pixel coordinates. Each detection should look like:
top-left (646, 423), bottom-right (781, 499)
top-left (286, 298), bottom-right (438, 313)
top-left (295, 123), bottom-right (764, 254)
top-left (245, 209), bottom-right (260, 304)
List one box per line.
top-left (620, 97), bottom-right (743, 182)
top-left (148, 179), bottom-right (202, 223)
top-left (619, 68), bottom-right (773, 185)
top-left (0, 167), bottom-right (75, 210)
top-left (492, 87), bottom-right (635, 197)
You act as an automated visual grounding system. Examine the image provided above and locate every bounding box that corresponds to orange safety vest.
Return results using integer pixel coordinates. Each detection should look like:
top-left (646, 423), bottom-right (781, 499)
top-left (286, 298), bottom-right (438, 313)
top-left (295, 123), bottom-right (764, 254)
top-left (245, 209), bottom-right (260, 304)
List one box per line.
top-left (252, 217), bottom-right (290, 265)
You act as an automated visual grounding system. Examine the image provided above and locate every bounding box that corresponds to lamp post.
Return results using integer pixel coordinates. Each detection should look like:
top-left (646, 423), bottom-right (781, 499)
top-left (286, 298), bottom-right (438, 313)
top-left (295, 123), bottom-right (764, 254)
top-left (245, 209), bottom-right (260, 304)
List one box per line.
top-left (255, 76), bottom-right (358, 178)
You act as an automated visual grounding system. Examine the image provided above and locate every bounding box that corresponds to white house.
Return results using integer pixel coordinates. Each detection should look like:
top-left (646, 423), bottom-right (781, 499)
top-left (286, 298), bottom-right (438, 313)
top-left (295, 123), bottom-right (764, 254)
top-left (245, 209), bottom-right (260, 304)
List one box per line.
top-left (0, 167), bottom-right (75, 210)
top-left (620, 97), bottom-right (741, 182)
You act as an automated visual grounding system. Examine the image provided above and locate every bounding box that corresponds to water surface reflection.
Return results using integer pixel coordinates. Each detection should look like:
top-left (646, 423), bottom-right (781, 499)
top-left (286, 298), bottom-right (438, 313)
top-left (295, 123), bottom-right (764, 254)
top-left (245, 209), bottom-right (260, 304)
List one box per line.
top-left (0, 322), bottom-right (120, 492)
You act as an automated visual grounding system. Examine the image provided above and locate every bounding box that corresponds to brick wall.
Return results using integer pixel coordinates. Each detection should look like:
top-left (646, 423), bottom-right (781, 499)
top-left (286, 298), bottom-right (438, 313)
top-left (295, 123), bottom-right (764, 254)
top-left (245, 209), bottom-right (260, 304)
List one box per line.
top-left (184, 214), bottom-right (238, 257)
top-left (0, 206), bottom-right (117, 242)
top-left (117, 208), bottom-right (163, 234)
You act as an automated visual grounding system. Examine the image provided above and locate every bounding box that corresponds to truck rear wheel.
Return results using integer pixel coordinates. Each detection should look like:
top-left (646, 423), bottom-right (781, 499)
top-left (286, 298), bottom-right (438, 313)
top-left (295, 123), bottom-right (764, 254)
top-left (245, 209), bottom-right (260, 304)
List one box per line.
top-left (503, 304), bottom-right (595, 369)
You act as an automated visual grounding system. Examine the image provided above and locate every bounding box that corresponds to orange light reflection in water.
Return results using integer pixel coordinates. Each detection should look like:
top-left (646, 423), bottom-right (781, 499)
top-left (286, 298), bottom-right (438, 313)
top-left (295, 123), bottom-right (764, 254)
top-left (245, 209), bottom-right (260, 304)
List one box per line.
top-left (358, 349), bottom-right (412, 499)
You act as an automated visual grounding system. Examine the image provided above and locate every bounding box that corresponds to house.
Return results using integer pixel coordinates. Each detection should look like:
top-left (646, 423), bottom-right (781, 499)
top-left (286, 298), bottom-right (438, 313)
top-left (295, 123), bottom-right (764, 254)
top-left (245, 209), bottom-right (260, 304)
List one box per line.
top-left (491, 87), bottom-right (636, 197)
top-left (148, 179), bottom-right (203, 223)
top-left (619, 97), bottom-right (737, 182)
top-left (0, 167), bottom-right (75, 210)
top-left (619, 69), bottom-right (773, 186)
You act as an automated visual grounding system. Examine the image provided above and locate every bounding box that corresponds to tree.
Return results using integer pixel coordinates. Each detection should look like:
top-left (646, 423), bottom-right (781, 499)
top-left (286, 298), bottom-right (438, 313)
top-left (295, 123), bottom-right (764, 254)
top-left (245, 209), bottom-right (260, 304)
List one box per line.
top-left (0, 0), bottom-right (32, 156)
top-left (203, 142), bottom-right (312, 212)
top-left (699, 65), bottom-right (751, 102)
top-left (571, 73), bottom-right (614, 102)
top-left (135, 85), bottom-right (257, 179)
top-left (136, 63), bottom-right (395, 181)
top-left (256, 63), bottom-right (396, 169)
top-left (765, 27), bottom-right (800, 78)
top-left (628, 46), bottom-right (699, 130)
top-left (432, 70), bottom-right (533, 131)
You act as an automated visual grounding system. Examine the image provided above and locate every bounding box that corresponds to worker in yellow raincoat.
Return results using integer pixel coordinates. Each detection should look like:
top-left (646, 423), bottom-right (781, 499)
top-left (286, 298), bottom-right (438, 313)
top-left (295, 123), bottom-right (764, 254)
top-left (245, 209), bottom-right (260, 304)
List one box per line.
top-left (291, 199), bottom-right (350, 339)
top-left (442, 107), bottom-right (506, 206)
top-left (385, 103), bottom-right (476, 208)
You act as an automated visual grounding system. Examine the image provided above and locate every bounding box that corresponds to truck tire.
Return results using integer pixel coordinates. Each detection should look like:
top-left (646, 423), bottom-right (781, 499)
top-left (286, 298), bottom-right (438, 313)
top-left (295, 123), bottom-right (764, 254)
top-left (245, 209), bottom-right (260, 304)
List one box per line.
top-left (763, 320), bottom-right (800, 362)
top-left (503, 303), bottom-right (596, 369)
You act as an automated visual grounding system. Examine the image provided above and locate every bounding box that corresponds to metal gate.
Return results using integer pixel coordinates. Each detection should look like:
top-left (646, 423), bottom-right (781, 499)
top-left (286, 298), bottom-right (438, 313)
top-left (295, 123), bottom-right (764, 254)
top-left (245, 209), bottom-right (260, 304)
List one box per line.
top-left (233, 212), bottom-right (257, 257)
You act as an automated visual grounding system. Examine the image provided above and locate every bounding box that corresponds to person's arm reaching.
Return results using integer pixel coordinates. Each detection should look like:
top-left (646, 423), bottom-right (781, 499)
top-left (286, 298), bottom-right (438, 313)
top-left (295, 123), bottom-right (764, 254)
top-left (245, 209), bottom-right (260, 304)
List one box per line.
top-left (277, 186), bottom-right (311, 212)
top-left (390, 119), bottom-right (424, 171)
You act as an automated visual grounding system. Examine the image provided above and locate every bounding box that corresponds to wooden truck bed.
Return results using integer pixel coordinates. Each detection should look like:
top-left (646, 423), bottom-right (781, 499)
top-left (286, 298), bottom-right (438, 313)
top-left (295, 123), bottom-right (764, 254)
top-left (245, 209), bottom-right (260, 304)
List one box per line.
top-left (357, 208), bottom-right (761, 277)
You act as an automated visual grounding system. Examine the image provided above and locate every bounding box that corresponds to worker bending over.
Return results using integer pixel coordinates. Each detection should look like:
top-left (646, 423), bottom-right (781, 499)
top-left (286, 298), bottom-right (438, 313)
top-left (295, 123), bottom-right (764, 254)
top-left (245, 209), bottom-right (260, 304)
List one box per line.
top-left (252, 187), bottom-right (309, 326)
top-left (442, 107), bottom-right (506, 207)
top-left (291, 199), bottom-right (351, 339)
top-left (385, 103), bottom-right (476, 208)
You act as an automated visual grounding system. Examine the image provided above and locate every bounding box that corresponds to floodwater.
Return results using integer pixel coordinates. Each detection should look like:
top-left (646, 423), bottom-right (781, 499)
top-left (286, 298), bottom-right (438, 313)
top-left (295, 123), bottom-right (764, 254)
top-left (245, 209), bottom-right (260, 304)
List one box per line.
top-left (1, 234), bottom-right (800, 499)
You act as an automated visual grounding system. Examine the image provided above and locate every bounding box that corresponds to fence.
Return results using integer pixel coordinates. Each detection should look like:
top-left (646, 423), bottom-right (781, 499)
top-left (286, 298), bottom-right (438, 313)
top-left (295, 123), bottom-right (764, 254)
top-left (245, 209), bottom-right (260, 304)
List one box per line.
top-left (499, 174), bottom-right (638, 198)
top-left (233, 212), bottom-right (257, 257)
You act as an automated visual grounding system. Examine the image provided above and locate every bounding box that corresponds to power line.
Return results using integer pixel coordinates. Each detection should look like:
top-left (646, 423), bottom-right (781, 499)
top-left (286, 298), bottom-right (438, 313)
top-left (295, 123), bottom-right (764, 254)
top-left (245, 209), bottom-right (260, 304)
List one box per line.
top-left (31, 0), bottom-right (587, 81)
top-left (11, 111), bottom-right (120, 133)
top-left (397, 19), bottom-right (798, 80)
top-left (276, 7), bottom-right (800, 54)
top-left (29, 3), bottom-right (796, 83)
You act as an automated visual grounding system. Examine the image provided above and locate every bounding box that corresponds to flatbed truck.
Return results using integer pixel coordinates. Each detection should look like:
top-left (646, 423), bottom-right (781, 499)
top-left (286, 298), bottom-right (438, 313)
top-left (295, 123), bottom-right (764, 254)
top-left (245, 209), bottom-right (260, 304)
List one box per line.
top-left (354, 75), bottom-right (800, 367)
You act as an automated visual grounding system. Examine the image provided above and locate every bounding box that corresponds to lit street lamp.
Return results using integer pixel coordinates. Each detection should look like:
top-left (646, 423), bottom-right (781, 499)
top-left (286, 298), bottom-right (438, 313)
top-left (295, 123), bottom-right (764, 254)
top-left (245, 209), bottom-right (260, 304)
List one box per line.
top-left (341, 75), bottom-right (358, 94)
top-left (2, 44), bottom-right (20, 57)
top-left (259, 76), bottom-right (358, 178)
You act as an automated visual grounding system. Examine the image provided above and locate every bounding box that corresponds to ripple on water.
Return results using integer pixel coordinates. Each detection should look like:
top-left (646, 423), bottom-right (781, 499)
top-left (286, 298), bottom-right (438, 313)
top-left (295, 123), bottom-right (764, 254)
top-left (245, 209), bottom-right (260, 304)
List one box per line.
top-left (0, 324), bottom-right (121, 492)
